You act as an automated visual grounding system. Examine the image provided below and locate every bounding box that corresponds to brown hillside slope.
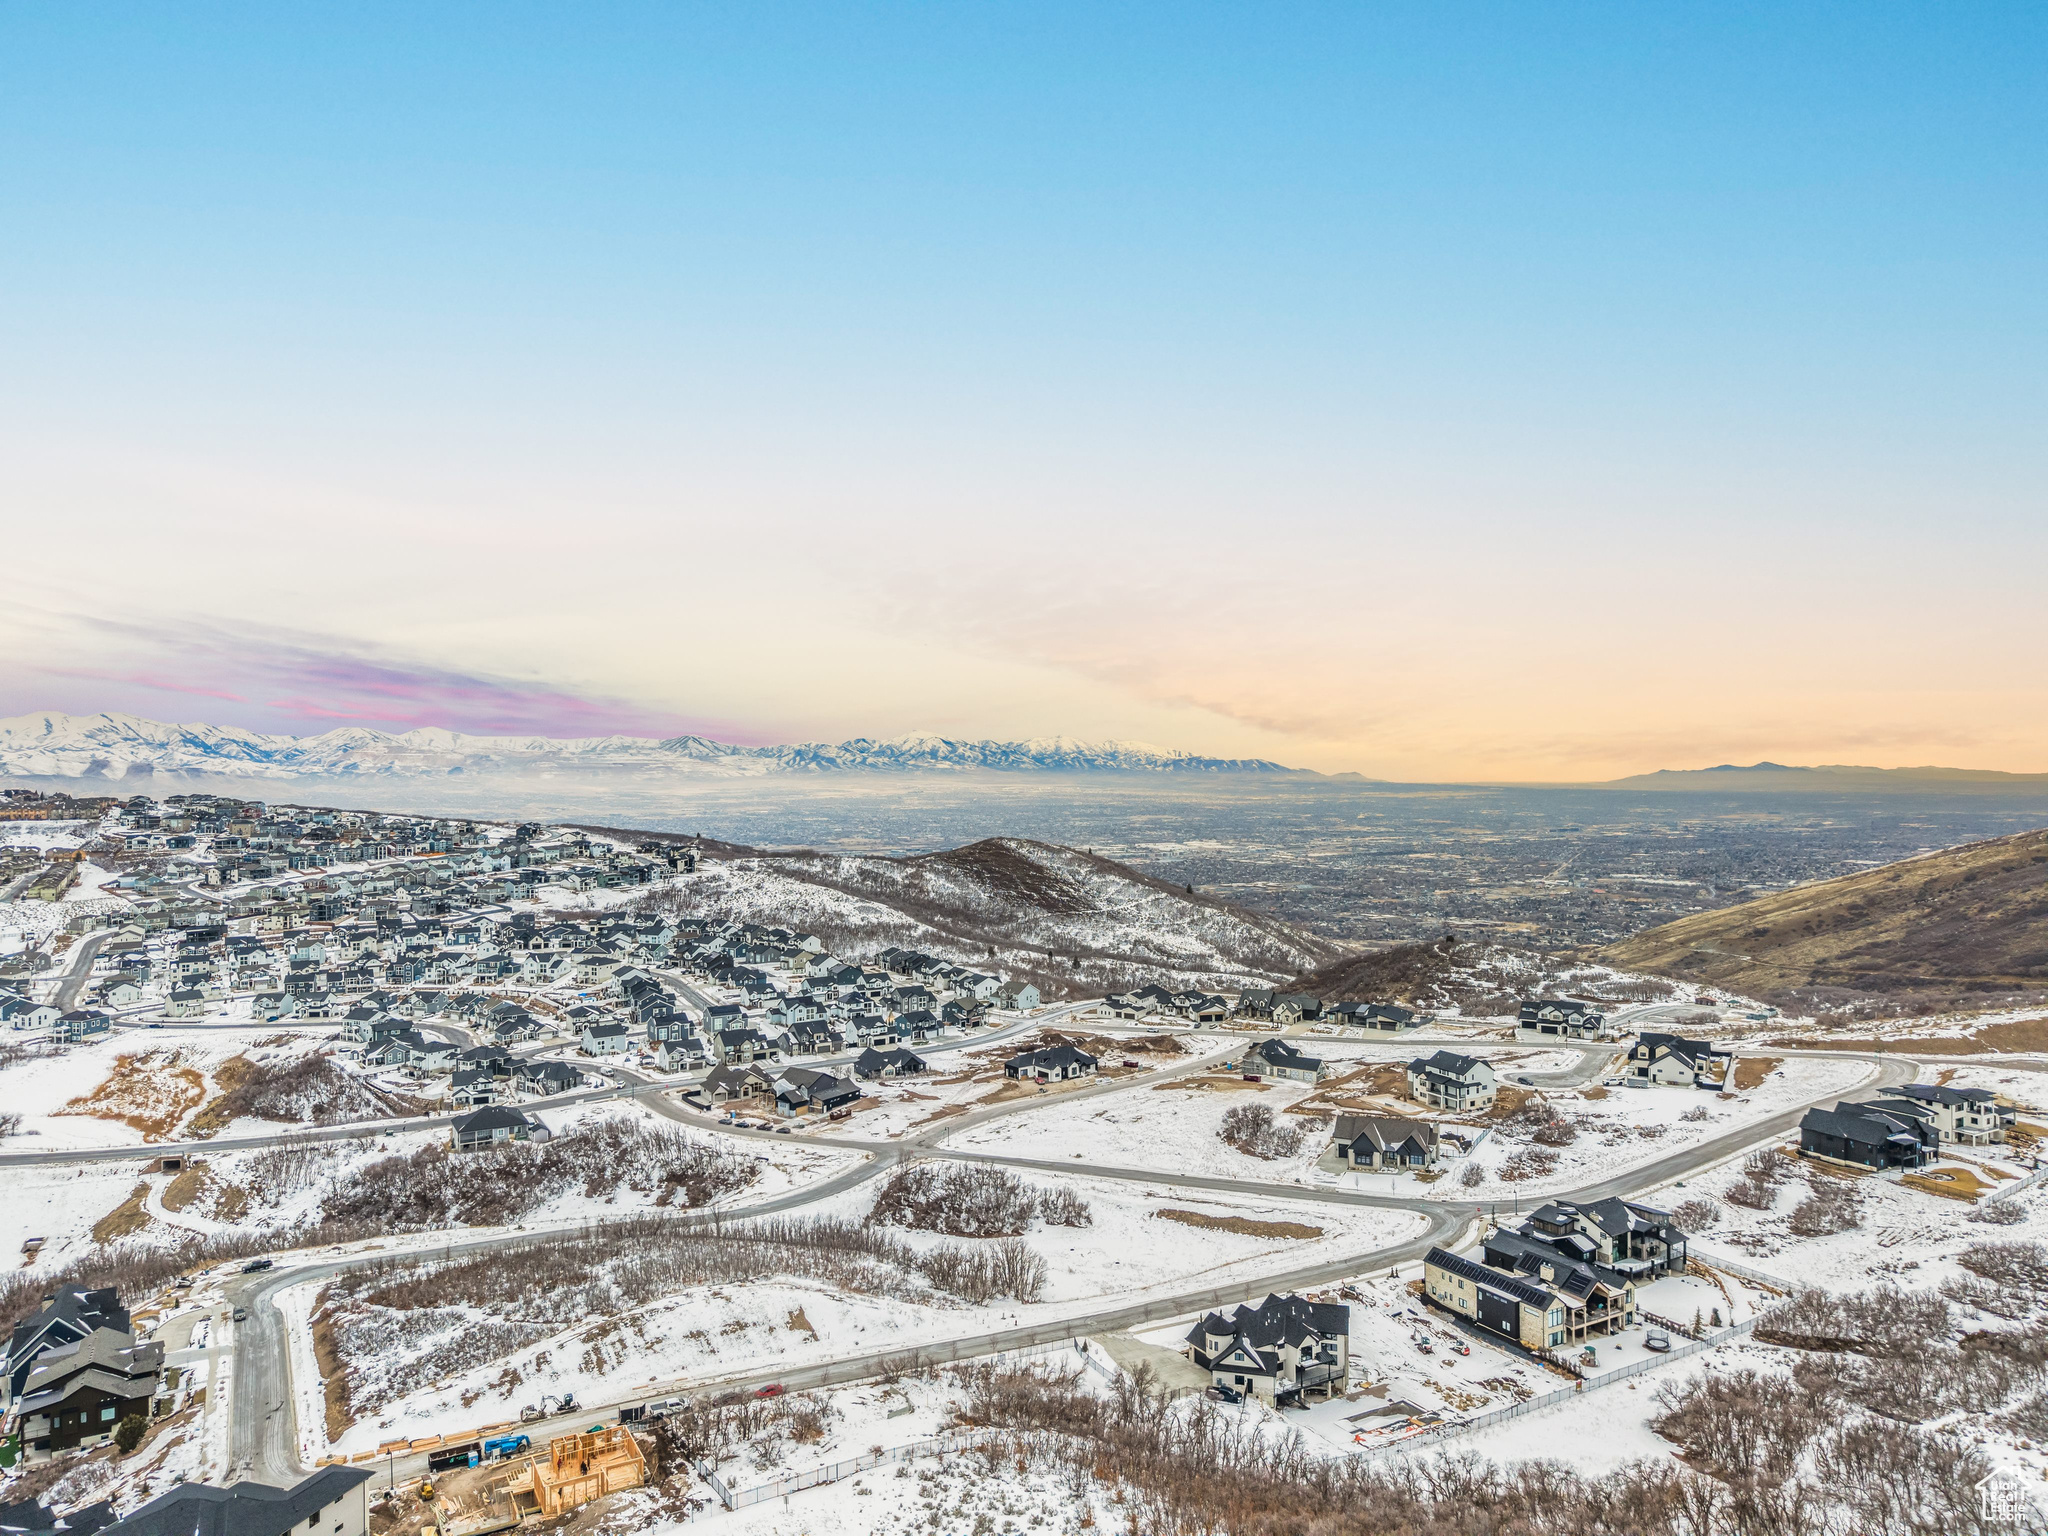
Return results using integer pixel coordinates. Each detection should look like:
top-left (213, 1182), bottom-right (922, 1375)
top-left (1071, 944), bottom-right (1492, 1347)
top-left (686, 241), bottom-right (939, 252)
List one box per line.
top-left (1600, 827), bottom-right (2048, 1005)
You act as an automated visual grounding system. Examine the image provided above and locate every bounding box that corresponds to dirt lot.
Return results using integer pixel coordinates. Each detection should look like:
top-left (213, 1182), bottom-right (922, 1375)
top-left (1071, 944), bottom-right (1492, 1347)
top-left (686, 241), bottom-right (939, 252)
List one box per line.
top-left (57, 1051), bottom-right (208, 1139)
top-left (1153, 1208), bottom-right (1324, 1240)
top-left (1765, 1016), bottom-right (2048, 1057)
top-left (1732, 1056), bottom-right (1781, 1092)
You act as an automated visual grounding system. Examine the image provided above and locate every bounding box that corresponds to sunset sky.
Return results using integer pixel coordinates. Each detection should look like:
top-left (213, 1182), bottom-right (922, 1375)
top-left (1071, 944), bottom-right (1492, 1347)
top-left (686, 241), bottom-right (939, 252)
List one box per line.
top-left (3, 4), bottom-right (2044, 781)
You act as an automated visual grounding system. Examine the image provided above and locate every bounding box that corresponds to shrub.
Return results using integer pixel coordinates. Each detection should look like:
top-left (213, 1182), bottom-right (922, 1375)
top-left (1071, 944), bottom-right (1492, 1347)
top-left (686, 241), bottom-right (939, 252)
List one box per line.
top-left (870, 1164), bottom-right (1039, 1236)
top-left (1531, 1118), bottom-right (1577, 1147)
top-left (1670, 1198), bottom-right (1720, 1231)
top-left (1681, 1107), bottom-right (1709, 1123)
top-left (1219, 1103), bottom-right (1305, 1161)
top-left (1038, 1185), bottom-right (1094, 1228)
top-left (320, 1118), bottom-right (758, 1230)
top-left (1459, 1162), bottom-right (1484, 1189)
top-left (113, 1413), bottom-right (148, 1454)
top-left (1972, 1199), bottom-right (2027, 1226)
top-left (1497, 1149), bottom-right (1560, 1182)
top-left (1787, 1183), bottom-right (1861, 1237)
top-left (1724, 1176), bottom-right (1775, 1211)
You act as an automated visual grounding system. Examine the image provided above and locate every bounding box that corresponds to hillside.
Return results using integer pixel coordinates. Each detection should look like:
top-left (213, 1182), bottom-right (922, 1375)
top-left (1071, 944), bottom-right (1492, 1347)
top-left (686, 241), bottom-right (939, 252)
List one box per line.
top-left (646, 836), bottom-right (1344, 998)
top-left (1599, 762), bottom-right (2048, 794)
top-left (1599, 827), bottom-right (2048, 1008)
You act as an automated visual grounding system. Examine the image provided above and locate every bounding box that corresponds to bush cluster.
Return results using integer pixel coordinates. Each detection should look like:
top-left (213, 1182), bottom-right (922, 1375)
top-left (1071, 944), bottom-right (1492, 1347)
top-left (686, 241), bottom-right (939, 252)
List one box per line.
top-left (1219, 1102), bottom-right (1305, 1160)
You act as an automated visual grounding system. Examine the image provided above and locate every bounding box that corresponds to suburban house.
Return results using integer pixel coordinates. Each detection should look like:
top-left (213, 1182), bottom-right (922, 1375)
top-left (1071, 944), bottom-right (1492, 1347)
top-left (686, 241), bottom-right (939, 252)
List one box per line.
top-left (1183, 1293), bottom-right (1350, 1405)
top-left (1799, 1100), bottom-right (1939, 1170)
top-left (1329, 1114), bottom-right (1439, 1171)
top-left (650, 1035), bottom-right (709, 1073)
top-left (1242, 1038), bottom-right (1328, 1083)
top-left (1426, 1244), bottom-right (1636, 1352)
top-left (699, 1064), bottom-right (775, 1106)
top-left (12, 1329), bottom-right (165, 1458)
top-left (514, 1060), bottom-right (584, 1097)
top-left (0, 996), bottom-right (62, 1031)
top-left (854, 1046), bottom-right (927, 1079)
top-left (771, 1067), bottom-right (863, 1118)
top-left (451, 1106), bottom-right (545, 1151)
top-left (1328, 1001), bottom-right (1425, 1034)
top-left (7, 1289), bottom-right (130, 1403)
top-left (1877, 1083), bottom-right (2013, 1144)
top-left (578, 1022), bottom-right (633, 1057)
top-left (95, 1466), bottom-right (373, 1536)
top-left (1627, 1032), bottom-right (1731, 1089)
top-left (1517, 998), bottom-right (1610, 1041)
top-left (1004, 1044), bottom-right (1098, 1083)
top-left (1497, 1198), bottom-right (1689, 1280)
top-left (990, 982), bottom-right (1042, 1011)
top-left (1234, 989), bottom-right (1320, 1025)
top-left (448, 1068), bottom-right (498, 1108)
top-left (713, 1028), bottom-right (779, 1065)
top-left (1406, 1051), bottom-right (1498, 1113)
top-left (0, 1495), bottom-right (115, 1536)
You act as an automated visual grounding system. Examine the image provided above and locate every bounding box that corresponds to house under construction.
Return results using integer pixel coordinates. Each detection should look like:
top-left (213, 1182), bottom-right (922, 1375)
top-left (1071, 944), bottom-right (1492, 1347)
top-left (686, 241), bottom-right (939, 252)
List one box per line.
top-left (519, 1426), bottom-right (647, 1518)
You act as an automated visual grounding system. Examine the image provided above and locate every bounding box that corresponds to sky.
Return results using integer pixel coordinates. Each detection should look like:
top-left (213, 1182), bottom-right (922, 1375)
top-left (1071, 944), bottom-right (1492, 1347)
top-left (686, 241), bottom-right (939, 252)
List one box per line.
top-left (2, 3), bottom-right (2044, 780)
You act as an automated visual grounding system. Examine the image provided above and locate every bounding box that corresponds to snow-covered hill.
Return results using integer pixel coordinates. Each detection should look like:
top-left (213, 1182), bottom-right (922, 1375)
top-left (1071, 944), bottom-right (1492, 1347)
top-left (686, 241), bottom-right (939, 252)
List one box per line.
top-left (659, 837), bottom-right (1344, 995)
top-left (0, 712), bottom-right (1305, 781)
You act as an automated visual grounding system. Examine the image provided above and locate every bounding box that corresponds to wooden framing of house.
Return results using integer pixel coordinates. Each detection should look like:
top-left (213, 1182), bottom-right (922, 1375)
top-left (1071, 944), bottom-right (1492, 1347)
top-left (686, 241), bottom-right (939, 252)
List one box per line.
top-left (520, 1426), bottom-right (646, 1517)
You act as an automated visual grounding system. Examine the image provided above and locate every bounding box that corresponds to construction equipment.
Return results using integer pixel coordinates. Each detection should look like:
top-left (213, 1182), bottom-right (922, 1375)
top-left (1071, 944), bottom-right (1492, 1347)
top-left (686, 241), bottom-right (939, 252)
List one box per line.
top-left (481, 1434), bottom-right (530, 1461)
top-left (518, 1393), bottom-right (579, 1422)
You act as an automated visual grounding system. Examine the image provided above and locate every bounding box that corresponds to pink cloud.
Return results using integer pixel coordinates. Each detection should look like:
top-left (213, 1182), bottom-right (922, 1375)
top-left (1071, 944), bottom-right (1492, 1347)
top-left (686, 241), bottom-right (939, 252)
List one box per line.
top-left (27, 617), bottom-right (768, 744)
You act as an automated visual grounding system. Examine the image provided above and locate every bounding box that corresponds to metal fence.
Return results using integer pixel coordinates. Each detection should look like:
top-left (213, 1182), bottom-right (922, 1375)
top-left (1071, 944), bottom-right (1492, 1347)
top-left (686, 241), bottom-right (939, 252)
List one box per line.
top-left (1352, 1292), bottom-right (1796, 1460)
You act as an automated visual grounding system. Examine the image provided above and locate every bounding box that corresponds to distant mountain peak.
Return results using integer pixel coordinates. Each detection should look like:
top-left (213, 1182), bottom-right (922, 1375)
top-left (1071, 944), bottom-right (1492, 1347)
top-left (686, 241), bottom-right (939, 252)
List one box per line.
top-left (0, 710), bottom-right (1309, 782)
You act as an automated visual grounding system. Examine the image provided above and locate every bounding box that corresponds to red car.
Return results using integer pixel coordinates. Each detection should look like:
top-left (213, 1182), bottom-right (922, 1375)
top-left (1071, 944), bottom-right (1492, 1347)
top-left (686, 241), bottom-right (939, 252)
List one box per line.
top-left (753, 1384), bottom-right (785, 1399)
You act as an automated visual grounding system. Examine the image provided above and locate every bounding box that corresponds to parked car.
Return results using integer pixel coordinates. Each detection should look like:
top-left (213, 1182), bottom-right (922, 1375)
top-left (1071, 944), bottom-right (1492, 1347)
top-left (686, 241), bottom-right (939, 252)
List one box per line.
top-left (242, 1258), bottom-right (275, 1273)
top-left (231, 1307), bottom-right (248, 1322)
top-left (754, 1383), bottom-right (786, 1399)
top-left (1644, 1330), bottom-right (1672, 1353)
top-left (1206, 1384), bottom-right (1242, 1404)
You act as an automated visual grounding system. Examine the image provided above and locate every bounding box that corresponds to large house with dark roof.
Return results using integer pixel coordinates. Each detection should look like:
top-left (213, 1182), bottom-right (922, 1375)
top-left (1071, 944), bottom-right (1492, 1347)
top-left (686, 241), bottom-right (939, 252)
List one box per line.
top-left (13, 1328), bottom-right (164, 1457)
top-left (1005, 1044), bottom-right (1097, 1083)
top-left (97, 1466), bottom-right (373, 1536)
top-left (1877, 1082), bottom-right (2013, 1144)
top-left (1406, 1051), bottom-right (1496, 1112)
top-left (1627, 1032), bottom-right (1731, 1089)
top-left (1183, 1293), bottom-right (1349, 1404)
top-left (6, 1289), bottom-right (129, 1405)
top-left (1330, 1114), bottom-right (1439, 1171)
top-left (1242, 1038), bottom-right (1327, 1083)
top-left (1424, 1242), bottom-right (1636, 1353)
top-left (1517, 998), bottom-right (1609, 1041)
top-left (1799, 1100), bottom-right (1938, 1170)
top-left (1500, 1198), bottom-right (1688, 1280)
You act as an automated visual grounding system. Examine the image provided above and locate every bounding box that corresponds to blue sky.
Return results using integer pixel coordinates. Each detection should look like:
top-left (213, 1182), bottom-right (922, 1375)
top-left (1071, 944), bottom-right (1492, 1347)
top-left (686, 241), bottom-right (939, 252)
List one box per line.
top-left (3, 4), bottom-right (2043, 776)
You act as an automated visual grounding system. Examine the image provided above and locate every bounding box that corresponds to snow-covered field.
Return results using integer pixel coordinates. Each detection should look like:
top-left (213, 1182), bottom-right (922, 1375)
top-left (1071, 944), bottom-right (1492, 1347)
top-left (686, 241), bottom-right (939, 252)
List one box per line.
top-left (1454, 1054), bottom-right (1876, 1197)
top-left (0, 1026), bottom-right (344, 1149)
top-left (941, 1074), bottom-right (1334, 1183)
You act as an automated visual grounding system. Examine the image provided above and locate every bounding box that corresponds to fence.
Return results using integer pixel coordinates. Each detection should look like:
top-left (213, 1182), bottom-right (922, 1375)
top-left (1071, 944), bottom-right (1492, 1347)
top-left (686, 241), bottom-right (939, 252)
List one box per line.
top-left (1352, 1294), bottom-right (1797, 1461)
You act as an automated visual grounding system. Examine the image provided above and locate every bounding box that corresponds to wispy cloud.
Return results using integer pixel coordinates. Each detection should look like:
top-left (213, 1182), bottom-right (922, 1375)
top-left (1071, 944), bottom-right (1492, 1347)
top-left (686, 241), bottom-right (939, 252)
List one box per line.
top-left (20, 614), bottom-right (755, 742)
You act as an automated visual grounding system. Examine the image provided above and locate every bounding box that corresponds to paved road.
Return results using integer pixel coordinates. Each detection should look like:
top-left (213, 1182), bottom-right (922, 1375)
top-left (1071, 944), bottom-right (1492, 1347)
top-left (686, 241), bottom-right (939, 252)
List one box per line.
top-left (51, 930), bottom-right (113, 1012)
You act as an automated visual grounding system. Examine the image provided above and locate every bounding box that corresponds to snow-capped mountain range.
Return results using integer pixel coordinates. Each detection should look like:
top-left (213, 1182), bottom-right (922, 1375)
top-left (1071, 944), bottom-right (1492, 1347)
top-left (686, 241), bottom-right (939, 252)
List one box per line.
top-left (0, 712), bottom-right (1307, 781)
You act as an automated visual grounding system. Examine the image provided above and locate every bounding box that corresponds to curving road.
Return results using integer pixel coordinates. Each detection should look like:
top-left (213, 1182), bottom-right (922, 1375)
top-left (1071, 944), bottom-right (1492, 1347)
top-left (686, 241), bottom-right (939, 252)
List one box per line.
top-left (212, 1029), bottom-right (1917, 1487)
